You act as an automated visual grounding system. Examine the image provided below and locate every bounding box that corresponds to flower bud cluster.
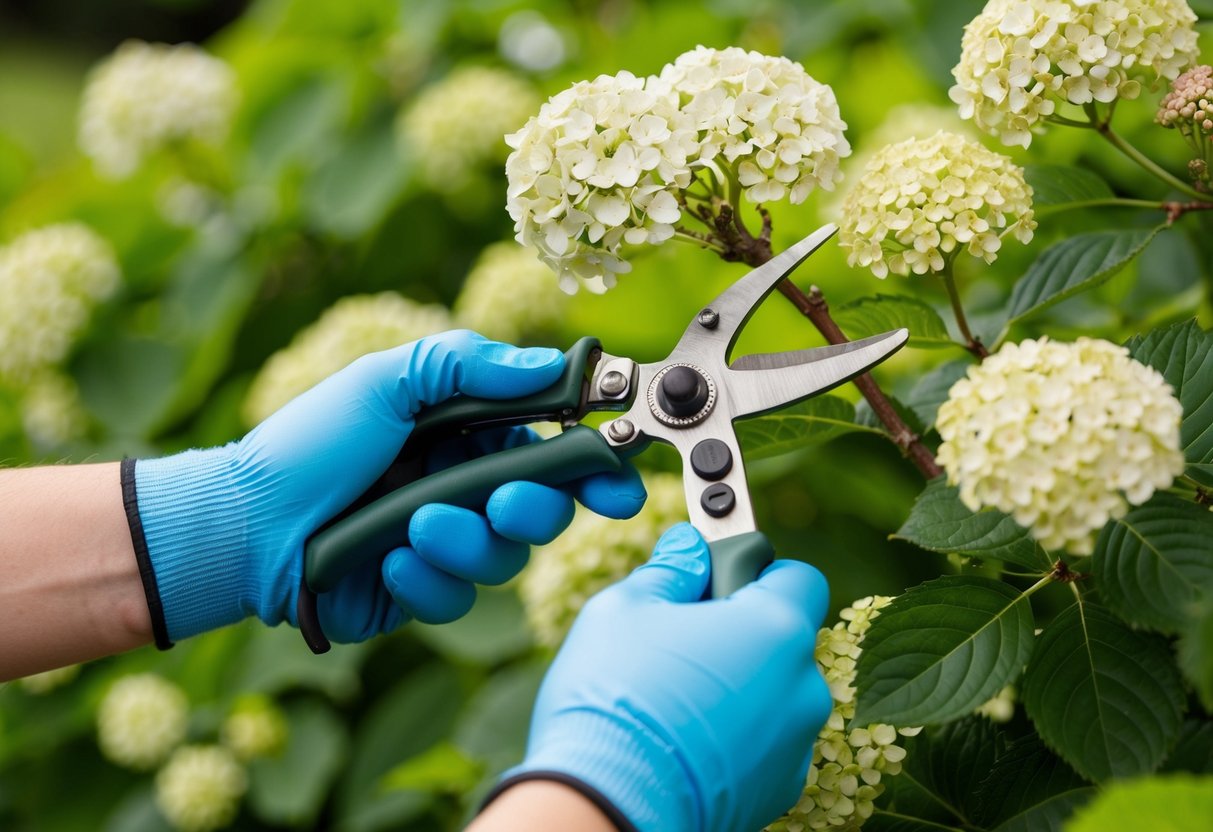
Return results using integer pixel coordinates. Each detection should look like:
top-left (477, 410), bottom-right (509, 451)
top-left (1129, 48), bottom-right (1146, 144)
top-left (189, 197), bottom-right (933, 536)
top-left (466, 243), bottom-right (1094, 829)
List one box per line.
top-left (839, 131), bottom-right (1035, 278)
top-left (767, 596), bottom-right (920, 832)
top-left (521, 473), bottom-right (687, 646)
top-left (16, 664), bottom-right (81, 695)
top-left (950, 0), bottom-right (1200, 148)
top-left (1157, 64), bottom-right (1213, 138)
top-left (221, 694), bottom-right (288, 761)
top-left (155, 745), bottom-right (248, 832)
top-left (975, 685), bottom-right (1017, 722)
top-left (507, 47), bottom-right (847, 292)
top-left (20, 372), bottom-right (89, 448)
top-left (400, 66), bottom-right (540, 189)
top-left (243, 292), bottom-right (452, 424)
top-left (97, 673), bottom-right (189, 770)
top-left (454, 242), bottom-right (567, 343)
top-left (0, 223), bottom-right (120, 386)
top-left (79, 40), bottom-right (238, 179)
top-left (936, 337), bottom-right (1184, 555)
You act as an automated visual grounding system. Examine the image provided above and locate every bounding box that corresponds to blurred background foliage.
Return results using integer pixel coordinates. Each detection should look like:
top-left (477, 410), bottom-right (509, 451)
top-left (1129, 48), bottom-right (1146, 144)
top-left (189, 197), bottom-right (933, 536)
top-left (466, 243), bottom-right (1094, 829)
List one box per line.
top-left (0, 0), bottom-right (1210, 830)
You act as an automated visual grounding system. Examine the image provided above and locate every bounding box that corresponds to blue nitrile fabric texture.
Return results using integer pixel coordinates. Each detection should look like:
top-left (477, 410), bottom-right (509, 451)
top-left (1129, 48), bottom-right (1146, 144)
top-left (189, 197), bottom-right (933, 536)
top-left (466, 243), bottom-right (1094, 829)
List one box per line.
top-left (505, 522), bottom-right (833, 832)
top-left (134, 330), bottom-right (646, 643)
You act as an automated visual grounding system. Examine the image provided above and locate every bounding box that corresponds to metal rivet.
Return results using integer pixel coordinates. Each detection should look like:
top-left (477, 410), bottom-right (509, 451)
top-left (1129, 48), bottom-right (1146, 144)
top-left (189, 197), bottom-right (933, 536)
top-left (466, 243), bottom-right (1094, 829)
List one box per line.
top-left (697, 308), bottom-right (719, 329)
top-left (599, 370), bottom-right (628, 397)
top-left (607, 418), bottom-right (636, 442)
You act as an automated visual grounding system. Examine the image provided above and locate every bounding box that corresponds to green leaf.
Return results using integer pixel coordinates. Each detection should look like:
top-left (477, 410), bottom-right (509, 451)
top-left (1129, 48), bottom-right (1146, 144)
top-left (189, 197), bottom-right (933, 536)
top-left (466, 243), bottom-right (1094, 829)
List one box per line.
top-left (736, 395), bottom-right (878, 460)
top-left (454, 661), bottom-right (545, 769)
top-left (855, 393), bottom-right (925, 436)
top-left (973, 733), bottom-right (1090, 829)
top-left (1178, 602), bottom-right (1213, 712)
top-left (1094, 492), bottom-right (1213, 634)
top-left (1063, 774), bottom-right (1213, 832)
top-left (1126, 319), bottom-right (1213, 484)
top-left (411, 587), bottom-right (532, 666)
top-left (1005, 227), bottom-right (1162, 326)
top-left (249, 700), bottom-right (349, 826)
top-left (235, 623), bottom-right (368, 701)
top-left (1162, 719), bottom-right (1213, 774)
top-left (1022, 600), bottom-right (1185, 782)
top-left (303, 116), bottom-right (409, 238)
top-left (832, 294), bottom-right (958, 349)
top-left (1023, 164), bottom-right (1113, 207)
top-left (899, 717), bottom-right (1004, 826)
top-left (854, 575), bottom-right (1035, 726)
top-left (380, 741), bottom-right (483, 795)
top-left (894, 478), bottom-right (1051, 572)
top-left (991, 789), bottom-right (1096, 832)
top-left (904, 360), bottom-right (971, 431)
top-left (866, 812), bottom-right (965, 831)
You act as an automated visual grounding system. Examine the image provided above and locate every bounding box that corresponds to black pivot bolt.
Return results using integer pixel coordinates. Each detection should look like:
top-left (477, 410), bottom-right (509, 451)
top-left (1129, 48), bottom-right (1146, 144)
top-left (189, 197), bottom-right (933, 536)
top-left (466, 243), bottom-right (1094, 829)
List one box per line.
top-left (657, 365), bottom-right (709, 418)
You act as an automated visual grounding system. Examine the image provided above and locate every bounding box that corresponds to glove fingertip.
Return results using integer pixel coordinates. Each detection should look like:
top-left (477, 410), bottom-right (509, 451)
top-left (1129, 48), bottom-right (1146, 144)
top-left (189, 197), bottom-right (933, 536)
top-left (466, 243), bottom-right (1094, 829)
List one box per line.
top-left (756, 559), bottom-right (829, 628)
top-left (576, 465), bottom-right (648, 520)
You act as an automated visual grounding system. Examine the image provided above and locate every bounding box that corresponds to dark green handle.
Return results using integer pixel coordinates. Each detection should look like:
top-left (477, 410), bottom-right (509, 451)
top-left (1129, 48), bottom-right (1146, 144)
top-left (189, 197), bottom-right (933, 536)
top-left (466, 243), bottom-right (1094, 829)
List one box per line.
top-left (305, 425), bottom-right (622, 593)
top-left (708, 532), bottom-right (774, 598)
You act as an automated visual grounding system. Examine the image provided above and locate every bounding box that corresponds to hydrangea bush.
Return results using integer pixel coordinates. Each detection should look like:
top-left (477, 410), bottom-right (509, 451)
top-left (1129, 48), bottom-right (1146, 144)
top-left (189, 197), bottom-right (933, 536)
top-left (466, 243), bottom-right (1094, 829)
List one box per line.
top-left (3, 3), bottom-right (1213, 831)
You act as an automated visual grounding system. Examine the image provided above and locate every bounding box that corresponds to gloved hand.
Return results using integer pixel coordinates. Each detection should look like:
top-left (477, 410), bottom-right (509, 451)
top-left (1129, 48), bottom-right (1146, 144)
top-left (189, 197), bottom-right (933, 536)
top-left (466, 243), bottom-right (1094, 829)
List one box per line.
top-left (495, 523), bottom-right (831, 832)
top-left (130, 330), bottom-right (645, 646)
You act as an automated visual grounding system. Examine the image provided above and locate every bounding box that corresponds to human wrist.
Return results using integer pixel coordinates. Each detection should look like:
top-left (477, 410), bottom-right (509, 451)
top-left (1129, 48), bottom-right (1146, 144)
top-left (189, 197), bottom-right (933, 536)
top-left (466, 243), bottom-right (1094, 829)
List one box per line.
top-left (507, 709), bottom-right (701, 832)
top-left (134, 445), bottom-right (251, 641)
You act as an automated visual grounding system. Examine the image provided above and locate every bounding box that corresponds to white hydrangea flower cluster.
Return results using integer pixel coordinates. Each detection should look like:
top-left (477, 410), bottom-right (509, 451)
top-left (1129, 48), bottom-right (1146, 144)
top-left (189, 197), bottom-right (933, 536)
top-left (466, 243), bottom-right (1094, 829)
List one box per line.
top-left (97, 673), bottom-right (189, 770)
top-left (0, 223), bottom-right (120, 386)
top-left (155, 745), bottom-right (248, 832)
top-left (767, 596), bottom-right (920, 832)
top-left (454, 242), bottom-right (567, 343)
top-left (975, 685), bottom-right (1017, 722)
top-left (21, 372), bottom-right (88, 448)
top-left (243, 292), bottom-right (452, 424)
top-left (936, 337), bottom-right (1185, 555)
top-left (506, 47), bottom-right (848, 292)
top-left (838, 131), bottom-right (1035, 279)
top-left (659, 45), bottom-right (850, 204)
top-left (521, 473), bottom-right (687, 646)
top-left (79, 40), bottom-right (238, 179)
top-left (221, 694), bottom-right (288, 761)
top-left (400, 66), bottom-right (540, 189)
top-left (16, 664), bottom-right (80, 695)
top-left (950, 0), bottom-right (1200, 148)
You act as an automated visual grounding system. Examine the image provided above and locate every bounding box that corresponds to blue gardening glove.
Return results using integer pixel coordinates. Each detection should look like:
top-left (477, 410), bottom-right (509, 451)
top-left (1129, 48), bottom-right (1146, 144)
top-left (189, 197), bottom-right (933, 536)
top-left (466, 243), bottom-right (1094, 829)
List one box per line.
top-left (494, 523), bottom-right (831, 832)
top-left (130, 330), bottom-right (646, 646)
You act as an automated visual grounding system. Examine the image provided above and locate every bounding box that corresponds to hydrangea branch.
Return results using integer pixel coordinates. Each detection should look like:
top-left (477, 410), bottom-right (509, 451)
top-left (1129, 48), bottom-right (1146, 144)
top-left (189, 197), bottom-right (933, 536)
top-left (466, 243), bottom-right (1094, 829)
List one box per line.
top-left (939, 262), bottom-right (989, 359)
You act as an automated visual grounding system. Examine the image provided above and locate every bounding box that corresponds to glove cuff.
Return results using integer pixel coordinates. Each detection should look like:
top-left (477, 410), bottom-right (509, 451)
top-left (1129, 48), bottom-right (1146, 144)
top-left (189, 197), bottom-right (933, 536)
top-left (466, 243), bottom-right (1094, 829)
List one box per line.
top-left (502, 709), bottom-right (701, 832)
top-left (134, 446), bottom-right (249, 641)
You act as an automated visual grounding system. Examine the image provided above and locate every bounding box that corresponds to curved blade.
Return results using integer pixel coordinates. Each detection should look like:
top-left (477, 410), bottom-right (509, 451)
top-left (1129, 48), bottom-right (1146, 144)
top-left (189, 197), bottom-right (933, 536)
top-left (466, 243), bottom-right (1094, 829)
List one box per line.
top-left (726, 329), bottom-right (909, 419)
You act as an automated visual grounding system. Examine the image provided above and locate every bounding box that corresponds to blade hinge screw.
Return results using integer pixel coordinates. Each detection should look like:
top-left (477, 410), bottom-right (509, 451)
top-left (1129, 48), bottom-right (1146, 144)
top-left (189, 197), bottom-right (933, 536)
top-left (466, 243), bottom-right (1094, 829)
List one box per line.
top-left (599, 370), bottom-right (629, 397)
top-left (697, 308), bottom-right (719, 329)
top-left (607, 418), bottom-right (636, 442)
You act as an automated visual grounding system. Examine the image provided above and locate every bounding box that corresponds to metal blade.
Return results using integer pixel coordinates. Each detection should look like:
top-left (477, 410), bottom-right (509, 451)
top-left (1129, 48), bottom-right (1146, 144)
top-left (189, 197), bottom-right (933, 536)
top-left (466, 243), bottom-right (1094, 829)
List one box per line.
top-left (670, 224), bottom-right (838, 364)
top-left (726, 329), bottom-right (909, 419)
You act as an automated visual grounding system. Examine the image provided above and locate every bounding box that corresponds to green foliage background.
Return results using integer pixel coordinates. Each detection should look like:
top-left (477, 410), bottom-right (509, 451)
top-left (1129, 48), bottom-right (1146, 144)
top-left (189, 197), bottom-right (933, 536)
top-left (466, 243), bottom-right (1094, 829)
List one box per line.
top-left (1, 1), bottom-right (1211, 830)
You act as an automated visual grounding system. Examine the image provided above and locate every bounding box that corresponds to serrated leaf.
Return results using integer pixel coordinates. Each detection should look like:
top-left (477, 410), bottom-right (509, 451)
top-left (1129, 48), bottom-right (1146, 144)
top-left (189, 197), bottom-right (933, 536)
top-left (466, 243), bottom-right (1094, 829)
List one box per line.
top-left (1022, 600), bottom-right (1185, 783)
top-left (379, 741), bottom-right (483, 795)
top-left (854, 576), bottom-right (1035, 726)
top-left (991, 789), bottom-right (1097, 832)
top-left (1024, 165), bottom-right (1113, 207)
top-left (900, 717), bottom-right (1004, 826)
top-left (866, 812), bottom-right (964, 831)
top-left (1094, 492), bottom-right (1213, 634)
top-left (973, 733), bottom-right (1089, 829)
top-left (894, 478), bottom-right (1052, 572)
top-left (736, 395), bottom-right (879, 460)
top-left (249, 701), bottom-right (349, 826)
top-left (1126, 319), bottom-right (1213, 484)
top-left (1063, 774), bottom-right (1213, 832)
top-left (1178, 602), bottom-right (1213, 712)
top-left (904, 360), bottom-right (971, 431)
top-left (1006, 227), bottom-right (1162, 325)
top-left (1162, 719), bottom-right (1213, 774)
top-left (832, 294), bottom-right (958, 349)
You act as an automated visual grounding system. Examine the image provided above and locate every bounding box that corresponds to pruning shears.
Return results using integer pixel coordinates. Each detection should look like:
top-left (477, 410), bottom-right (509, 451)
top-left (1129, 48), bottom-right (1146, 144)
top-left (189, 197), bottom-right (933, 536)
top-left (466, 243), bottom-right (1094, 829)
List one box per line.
top-left (297, 223), bottom-right (908, 653)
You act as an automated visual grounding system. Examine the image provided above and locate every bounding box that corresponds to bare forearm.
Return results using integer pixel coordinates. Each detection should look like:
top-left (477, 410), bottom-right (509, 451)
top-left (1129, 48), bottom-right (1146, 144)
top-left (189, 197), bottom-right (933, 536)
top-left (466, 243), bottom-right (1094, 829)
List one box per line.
top-left (467, 781), bottom-right (617, 832)
top-left (0, 462), bottom-right (151, 680)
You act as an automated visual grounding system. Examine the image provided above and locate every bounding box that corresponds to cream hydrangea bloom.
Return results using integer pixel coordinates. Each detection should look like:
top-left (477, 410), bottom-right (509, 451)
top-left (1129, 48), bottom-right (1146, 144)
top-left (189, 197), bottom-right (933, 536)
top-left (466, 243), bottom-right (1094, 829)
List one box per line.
top-left (839, 131), bottom-right (1035, 278)
top-left (155, 745), bottom-right (248, 832)
top-left (79, 40), bottom-right (238, 179)
top-left (975, 685), bottom-right (1017, 722)
top-left (950, 0), bottom-right (1200, 148)
top-left (399, 66), bottom-right (540, 189)
top-left (243, 292), bottom-right (451, 424)
top-left (0, 223), bottom-right (120, 386)
top-left (505, 70), bottom-right (695, 293)
top-left (17, 664), bottom-right (81, 695)
top-left (21, 371), bottom-right (89, 448)
top-left (659, 45), bottom-right (850, 204)
top-left (454, 242), bottom-right (566, 343)
top-left (521, 473), bottom-right (687, 646)
top-left (221, 694), bottom-right (288, 761)
top-left (97, 673), bottom-right (189, 770)
top-left (767, 596), bottom-right (920, 832)
top-left (936, 337), bottom-right (1184, 555)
